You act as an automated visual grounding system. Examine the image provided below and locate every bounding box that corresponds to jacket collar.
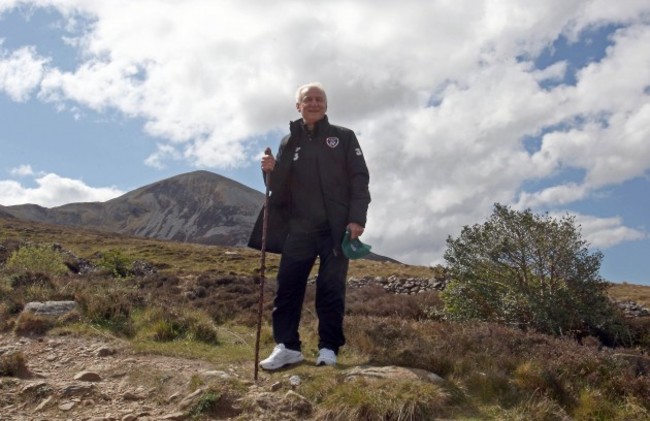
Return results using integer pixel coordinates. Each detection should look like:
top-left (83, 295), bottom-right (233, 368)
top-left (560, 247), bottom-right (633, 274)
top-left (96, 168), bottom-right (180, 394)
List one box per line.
top-left (290, 115), bottom-right (329, 136)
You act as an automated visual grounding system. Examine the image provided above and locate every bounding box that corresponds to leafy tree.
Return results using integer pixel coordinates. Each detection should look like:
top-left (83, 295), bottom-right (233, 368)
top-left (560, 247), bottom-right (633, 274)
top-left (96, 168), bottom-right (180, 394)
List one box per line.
top-left (441, 204), bottom-right (628, 343)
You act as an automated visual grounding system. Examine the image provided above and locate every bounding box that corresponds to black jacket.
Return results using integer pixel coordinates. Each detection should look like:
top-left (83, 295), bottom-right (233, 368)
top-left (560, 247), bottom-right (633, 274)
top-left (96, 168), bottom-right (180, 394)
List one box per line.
top-left (248, 116), bottom-right (371, 254)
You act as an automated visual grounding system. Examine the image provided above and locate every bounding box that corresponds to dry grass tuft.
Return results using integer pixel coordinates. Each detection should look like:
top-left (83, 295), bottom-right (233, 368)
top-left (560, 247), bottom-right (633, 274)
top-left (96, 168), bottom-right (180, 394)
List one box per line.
top-left (13, 312), bottom-right (54, 336)
top-left (0, 351), bottom-right (30, 377)
top-left (313, 377), bottom-right (450, 421)
top-left (133, 306), bottom-right (219, 344)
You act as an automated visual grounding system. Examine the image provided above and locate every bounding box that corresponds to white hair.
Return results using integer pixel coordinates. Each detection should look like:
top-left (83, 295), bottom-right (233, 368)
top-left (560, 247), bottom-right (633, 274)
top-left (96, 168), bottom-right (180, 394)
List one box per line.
top-left (295, 82), bottom-right (327, 103)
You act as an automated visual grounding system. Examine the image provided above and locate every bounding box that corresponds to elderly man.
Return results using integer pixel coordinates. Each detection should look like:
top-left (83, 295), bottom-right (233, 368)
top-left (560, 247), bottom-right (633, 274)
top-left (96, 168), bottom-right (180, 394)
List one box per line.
top-left (249, 82), bottom-right (371, 370)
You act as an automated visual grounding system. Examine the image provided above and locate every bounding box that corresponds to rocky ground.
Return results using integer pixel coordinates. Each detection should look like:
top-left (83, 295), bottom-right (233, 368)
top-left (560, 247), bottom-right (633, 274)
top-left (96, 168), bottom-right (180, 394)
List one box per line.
top-left (0, 332), bottom-right (303, 420)
top-left (3, 334), bottom-right (217, 420)
top-left (0, 332), bottom-right (444, 421)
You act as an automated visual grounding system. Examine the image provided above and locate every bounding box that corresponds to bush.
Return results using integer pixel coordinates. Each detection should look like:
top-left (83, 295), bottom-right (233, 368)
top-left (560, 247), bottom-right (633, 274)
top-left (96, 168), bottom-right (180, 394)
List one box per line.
top-left (6, 244), bottom-right (68, 276)
top-left (442, 204), bottom-right (628, 344)
top-left (97, 249), bottom-right (132, 278)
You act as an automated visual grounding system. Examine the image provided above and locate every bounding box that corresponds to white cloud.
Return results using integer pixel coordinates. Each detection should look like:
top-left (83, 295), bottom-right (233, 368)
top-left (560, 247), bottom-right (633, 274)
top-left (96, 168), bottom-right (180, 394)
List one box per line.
top-left (144, 143), bottom-right (182, 169)
top-left (572, 213), bottom-right (647, 249)
top-left (0, 1), bottom-right (649, 266)
top-left (9, 164), bottom-right (35, 177)
top-left (0, 172), bottom-right (124, 207)
top-left (0, 45), bottom-right (48, 101)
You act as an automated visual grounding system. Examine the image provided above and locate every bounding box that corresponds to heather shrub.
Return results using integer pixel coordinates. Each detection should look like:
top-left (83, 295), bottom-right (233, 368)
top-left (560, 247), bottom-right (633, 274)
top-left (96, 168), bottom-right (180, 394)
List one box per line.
top-left (191, 274), bottom-right (260, 325)
top-left (344, 317), bottom-right (650, 417)
top-left (0, 302), bottom-right (11, 331)
top-left (346, 285), bottom-right (442, 320)
top-left (188, 391), bottom-right (221, 418)
top-left (6, 244), bottom-right (68, 276)
top-left (75, 282), bottom-right (140, 336)
top-left (97, 249), bottom-right (132, 278)
top-left (626, 317), bottom-right (650, 348)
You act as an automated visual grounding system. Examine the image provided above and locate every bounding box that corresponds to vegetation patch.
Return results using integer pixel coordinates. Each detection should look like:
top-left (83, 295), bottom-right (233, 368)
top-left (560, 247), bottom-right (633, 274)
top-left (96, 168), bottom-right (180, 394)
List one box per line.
top-left (0, 351), bottom-right (29, 377)
top-left (6, 244), bottom-right (68, 276)
top-left (133, 306), bottom-right (219, 344)
top-left (313, 377), bottom-right (450, 421)
top-left (1, 217), bottom-right (649, 419)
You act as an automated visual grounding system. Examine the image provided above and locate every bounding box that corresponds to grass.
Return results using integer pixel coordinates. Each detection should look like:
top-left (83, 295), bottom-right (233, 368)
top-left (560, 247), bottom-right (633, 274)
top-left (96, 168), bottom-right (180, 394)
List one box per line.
top-left (1, 215), bottom-right (650, 420)
top-left (0, 351), bottom-right (29, 377)
top-left (0, 216), bottom-right (434, 279)
top-left (609, 282), bottom-right (650, 308)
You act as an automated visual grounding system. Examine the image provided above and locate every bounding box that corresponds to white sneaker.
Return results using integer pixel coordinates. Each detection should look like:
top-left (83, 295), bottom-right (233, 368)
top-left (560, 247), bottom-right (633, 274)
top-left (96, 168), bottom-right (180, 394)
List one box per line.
top-left (316, 348), bottom-right (337, 366)
top-left (259, 344), bottom-right (304, 370)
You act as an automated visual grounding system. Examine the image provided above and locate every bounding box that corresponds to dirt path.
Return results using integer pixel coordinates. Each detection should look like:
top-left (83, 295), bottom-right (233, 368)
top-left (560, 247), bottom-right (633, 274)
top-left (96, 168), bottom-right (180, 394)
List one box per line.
top-left (0, 332), bottom-right (284, 420)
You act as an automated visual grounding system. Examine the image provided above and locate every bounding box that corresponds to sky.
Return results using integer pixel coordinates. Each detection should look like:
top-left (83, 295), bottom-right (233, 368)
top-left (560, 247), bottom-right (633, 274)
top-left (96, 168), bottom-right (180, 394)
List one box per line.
top-left (0, 1), bottom-right (649, 285)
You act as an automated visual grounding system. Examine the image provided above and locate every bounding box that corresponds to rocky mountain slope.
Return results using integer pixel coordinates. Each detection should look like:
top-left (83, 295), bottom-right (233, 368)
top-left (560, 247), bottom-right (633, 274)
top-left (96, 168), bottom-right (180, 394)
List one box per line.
top-left (1, 171), bottom-right (264, 247)
top-left (0, 171), bottom-right (397, 262)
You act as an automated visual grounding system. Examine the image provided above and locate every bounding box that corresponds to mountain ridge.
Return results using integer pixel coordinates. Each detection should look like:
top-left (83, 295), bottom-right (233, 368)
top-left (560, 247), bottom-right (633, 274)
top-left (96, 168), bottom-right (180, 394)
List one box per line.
top-left (0, 170), bottom-right (399, 263)
top-left (1, 170), bottom-right (264, 247)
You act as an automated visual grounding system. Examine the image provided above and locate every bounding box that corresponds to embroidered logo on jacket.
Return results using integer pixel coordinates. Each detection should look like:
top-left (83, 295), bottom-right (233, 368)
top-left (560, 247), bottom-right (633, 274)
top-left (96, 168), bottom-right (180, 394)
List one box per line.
top-left (355, 147), bottom-right (363, 156)
top-left (326, 137), bottom-right (340, 148)
top-left (293, 147), bottom-right (301, 161)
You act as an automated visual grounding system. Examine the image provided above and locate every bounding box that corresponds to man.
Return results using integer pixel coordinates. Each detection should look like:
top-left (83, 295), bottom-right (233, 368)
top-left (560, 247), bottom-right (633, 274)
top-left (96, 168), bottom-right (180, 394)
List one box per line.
top-left (248, 82), bottom-right (371, 370)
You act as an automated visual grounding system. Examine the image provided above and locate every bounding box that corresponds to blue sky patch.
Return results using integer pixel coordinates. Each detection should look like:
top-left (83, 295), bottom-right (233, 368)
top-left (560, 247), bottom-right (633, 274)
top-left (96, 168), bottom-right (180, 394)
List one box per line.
top-left (534, 24), bottom-right (622, 88)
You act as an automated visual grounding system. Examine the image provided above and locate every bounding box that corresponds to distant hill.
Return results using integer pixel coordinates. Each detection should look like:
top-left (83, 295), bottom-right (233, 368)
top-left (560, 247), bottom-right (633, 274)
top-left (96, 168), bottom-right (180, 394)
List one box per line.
top-left (1, 171), bottom-right (264, 247)
top-left (0, 170), bottom-right (398, 262)
top-left (0, 207), bottom-right (16, 219)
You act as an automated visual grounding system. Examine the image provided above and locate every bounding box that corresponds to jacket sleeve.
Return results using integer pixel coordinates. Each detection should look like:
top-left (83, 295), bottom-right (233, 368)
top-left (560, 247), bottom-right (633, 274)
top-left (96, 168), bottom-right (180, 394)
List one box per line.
top-left (247, 135), bottom-right (293, 253)
top-left (346, 131), bottom-right (371, 226)
top-left (267, 135), bottom-right (292, 203)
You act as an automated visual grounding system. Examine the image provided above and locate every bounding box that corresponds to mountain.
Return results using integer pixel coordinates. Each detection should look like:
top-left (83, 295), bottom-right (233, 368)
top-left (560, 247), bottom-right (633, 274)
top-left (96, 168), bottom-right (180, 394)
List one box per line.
top-left (1, 171), bottom-right (264, 247)
top-left (1, 170), bottom-right (398, 262)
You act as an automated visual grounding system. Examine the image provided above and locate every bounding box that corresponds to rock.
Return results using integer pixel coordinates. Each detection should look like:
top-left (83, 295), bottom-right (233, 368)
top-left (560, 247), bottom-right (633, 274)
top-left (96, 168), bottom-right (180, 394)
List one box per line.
top-left (23, 301), bottom-right (78, 317)
top-left (33, 395), bottom-right (53, 412)
top-left (161, 412), bottom-right (187, 420)
top-left (61, 383), bottom-right (95, 397)
top-left (74, 370), bottom-right (102, 382)
top-left (59, 400), bottom-right (76, 411)
top-left (270, 381), bottom-right (282, 391)
top-left (178, 388), bottom-right (203, 410)
top-left (96, 347), bottom-right (116, 357)
top-left (289, 375), bottom-right (301, 387)
top-left (345, 365), bottom-right (444, 384)
top-left (282, 390), bottom-right (312, 416)
top-left (20, 381), bottom-right (50, 395)
top-left (122, 391), bottom-right (145, 401)
top-left (131, 260), bottom-right (157, 277)
top-left (254, 392), bottom-right (276, 410)
top-left (201, 369), bottom-right (229, 379)
top-left (167, 391), bottom-right (181, 402)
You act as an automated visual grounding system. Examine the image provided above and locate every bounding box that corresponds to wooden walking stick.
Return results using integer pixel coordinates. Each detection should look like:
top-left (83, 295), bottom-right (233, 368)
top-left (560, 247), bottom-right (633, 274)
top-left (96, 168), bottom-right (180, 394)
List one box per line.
top-left (254, 148), bottom-right (272, 381)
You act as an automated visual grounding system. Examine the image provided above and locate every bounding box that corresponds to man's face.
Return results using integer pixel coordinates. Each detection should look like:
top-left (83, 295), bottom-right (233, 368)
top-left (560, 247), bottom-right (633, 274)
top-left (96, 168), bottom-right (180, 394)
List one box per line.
top-left (296, 87), bottom-right (327, 126)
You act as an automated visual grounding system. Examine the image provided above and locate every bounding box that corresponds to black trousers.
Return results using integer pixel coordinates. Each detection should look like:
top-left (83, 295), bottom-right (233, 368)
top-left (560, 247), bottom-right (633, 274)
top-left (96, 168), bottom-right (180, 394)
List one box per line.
top-left (272, 230), bottom-right (349, 354)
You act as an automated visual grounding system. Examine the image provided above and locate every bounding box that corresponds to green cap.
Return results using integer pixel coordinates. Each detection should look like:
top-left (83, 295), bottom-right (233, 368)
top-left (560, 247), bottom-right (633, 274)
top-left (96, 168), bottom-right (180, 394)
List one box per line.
top-left (341, 229), bottom-right (372, 260)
